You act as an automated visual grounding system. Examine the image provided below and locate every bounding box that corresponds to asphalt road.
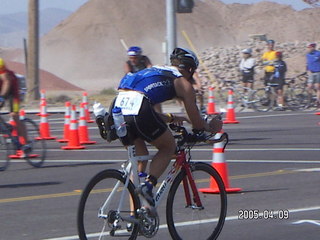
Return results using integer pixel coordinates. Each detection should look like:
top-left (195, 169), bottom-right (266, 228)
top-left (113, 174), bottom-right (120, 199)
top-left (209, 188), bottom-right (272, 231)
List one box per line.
top-left (0, 109), bottom-right (319, 240)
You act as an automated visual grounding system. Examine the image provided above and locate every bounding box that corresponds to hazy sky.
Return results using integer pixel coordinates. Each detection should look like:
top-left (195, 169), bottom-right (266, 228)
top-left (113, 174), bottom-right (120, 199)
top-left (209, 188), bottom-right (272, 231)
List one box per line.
top-left (0, 0), bottom-right (313, 15)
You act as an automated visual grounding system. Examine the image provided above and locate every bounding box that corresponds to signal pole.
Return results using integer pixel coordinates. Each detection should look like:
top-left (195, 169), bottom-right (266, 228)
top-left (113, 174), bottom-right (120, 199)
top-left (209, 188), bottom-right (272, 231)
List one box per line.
top-left (27, 0), bottom-right (40, 101)
top-left (166, 0), bottom-right (177, 64)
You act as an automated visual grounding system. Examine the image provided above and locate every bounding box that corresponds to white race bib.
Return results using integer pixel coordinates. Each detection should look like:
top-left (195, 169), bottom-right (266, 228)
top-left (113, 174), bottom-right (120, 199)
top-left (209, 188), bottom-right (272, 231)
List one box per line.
top-left (114, 91), bottom-right (144, 115)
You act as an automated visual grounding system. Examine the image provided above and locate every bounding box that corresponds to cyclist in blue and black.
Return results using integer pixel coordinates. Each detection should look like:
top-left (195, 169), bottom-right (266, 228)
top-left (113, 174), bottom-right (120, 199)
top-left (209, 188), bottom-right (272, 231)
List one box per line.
top-left (114, 48), bottom-right (223, 207)
top-left (306, 43), bottom-right (320, 108)
top-left (272, 52), bottom-right (287, 110)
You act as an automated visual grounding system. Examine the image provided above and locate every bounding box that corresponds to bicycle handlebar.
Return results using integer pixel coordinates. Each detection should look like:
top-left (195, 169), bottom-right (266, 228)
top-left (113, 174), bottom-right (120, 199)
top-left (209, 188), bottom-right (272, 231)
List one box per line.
top-left (169, 124), bottom-right (229, 149)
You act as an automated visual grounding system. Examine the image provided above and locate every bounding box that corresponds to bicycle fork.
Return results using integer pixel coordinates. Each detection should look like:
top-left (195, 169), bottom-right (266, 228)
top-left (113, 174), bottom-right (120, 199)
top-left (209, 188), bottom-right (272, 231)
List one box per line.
top-left (182, 163), bottom-right (204, 209)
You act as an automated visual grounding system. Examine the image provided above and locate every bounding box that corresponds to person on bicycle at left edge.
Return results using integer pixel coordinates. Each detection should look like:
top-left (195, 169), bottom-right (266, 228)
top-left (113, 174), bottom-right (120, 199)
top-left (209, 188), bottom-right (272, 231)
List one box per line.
top-left (0, 58), bottom-right (31, 154)
top-left (114, 47), bottom-right (223, 208)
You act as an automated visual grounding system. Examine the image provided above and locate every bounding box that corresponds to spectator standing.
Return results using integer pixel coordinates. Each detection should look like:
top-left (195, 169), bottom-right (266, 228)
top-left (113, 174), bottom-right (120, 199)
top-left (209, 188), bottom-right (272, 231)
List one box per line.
top-left (306, 43), bottom-right (320, 108)
top-left (261, 40), bottom-right (277, 85)
top-left (272, 51), bottom-right (287, 110)
top-left (239, 48), bottom-right (255, 89)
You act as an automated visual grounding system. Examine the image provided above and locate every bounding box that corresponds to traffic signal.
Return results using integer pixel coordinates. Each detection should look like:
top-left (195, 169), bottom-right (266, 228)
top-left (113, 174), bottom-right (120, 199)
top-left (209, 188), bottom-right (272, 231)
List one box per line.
top-left (176, 0), bottom-right (194, 13)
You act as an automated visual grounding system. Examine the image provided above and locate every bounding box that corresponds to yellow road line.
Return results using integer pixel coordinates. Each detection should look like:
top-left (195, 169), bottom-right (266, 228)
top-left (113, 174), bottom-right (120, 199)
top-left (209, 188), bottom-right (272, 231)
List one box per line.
top-left (0, 169), bottom-right (296, 204)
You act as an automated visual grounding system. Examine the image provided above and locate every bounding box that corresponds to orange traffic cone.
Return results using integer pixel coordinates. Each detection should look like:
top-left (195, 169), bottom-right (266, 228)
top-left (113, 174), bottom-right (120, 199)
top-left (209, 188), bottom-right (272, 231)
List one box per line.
top-left (36, 100), bottom-right (56, 140)
top-left (199, 131), bottom-right (242, 193)
top-left (19, 109), bottom-right (26, 120)
top-left (79, 103), bottom-right (96, 145)
top-left (37, 89), bottom-right (50, 116)
top-left (61, 105), bottom-right (85, 150)
top-left (206, 87), bottom-right (218, 114)
top-left (223, 89), bottom-right (239, 124)
top-left (57, 102), bottom-right (71, 143)
top-left (315, 112), bottom-right (320, 115)
top-left (8, 117), bottom-right (17, 137)
top-left (82, 92), bottom-right (94, 123)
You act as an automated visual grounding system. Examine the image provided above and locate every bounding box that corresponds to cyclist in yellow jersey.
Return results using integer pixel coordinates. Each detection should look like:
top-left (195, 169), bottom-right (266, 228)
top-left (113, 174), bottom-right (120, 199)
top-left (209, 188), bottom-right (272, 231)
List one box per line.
top-left (261, 40), bottom-right (277, 85)
top-left (0, 58), bottom-right (31, 154)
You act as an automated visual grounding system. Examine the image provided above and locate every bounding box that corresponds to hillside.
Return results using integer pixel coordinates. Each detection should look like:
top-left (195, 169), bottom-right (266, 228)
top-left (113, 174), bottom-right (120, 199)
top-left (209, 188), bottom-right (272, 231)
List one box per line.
top-left (5, 61), bottom-right (84, 92)
top-left (6, 0), bottom-right (320, 91)
top-left (0, 8), bottom-right (71, 48)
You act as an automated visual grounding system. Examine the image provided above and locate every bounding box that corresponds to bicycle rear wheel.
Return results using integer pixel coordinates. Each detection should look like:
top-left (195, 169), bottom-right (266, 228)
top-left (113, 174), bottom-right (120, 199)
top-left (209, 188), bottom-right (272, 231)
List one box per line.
top-left (0, 117), bottom-right (13, 171)
top-left (166, 162), bottom-right (227, 240)
top-left (284, 88), bottom-right (302, 111)
top-left (77, 169), bottom-right (141, 240)
top-left (0, 133), bottom-right (10, 171)
top-left (251, 88), bottom-right (273, 112)
top-left (23, 118), bottom-right (46, 167)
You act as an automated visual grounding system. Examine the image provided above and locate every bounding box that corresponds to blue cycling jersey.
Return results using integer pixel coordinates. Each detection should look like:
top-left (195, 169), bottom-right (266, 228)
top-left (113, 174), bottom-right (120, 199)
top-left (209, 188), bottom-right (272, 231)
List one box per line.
top-left (306, 50), bottom-right (320, 73)
top-left (118, 65), bottom-right (182, 105)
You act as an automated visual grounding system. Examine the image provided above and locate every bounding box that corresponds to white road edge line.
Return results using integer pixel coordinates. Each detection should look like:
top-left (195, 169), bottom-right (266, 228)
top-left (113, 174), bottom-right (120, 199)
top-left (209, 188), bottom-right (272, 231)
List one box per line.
top-left (10, 159), bottom-right (320, 164)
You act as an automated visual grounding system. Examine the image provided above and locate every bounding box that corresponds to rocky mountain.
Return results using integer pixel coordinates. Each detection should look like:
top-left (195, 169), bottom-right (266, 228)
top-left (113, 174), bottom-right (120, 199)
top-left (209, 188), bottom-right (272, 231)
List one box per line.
top-left (5, 0), bottom-right (320, 91)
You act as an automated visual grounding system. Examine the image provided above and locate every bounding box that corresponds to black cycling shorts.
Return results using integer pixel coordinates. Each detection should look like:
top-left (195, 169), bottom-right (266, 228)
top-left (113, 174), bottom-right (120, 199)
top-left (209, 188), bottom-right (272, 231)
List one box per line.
top-left (111, 96), bottom-right (168, 143)
top-left (241, 74), bottom-right (254, 83)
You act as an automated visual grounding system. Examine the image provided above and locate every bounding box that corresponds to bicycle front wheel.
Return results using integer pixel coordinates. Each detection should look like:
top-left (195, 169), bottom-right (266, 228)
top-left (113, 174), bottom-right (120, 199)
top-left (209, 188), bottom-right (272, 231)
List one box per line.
top-left (166, 162), bottom-right (227, 240)
top-left (251, 88), bottom-right (273, 112)
top-left (23, 118), bottom-right (46, 167)
top-left (77, 169), bottom-right (141, 240)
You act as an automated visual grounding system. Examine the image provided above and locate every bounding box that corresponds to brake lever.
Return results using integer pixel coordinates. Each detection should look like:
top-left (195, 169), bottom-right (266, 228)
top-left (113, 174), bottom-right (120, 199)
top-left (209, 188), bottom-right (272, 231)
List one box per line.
top-left (205, 132), bottom-right (229, 150)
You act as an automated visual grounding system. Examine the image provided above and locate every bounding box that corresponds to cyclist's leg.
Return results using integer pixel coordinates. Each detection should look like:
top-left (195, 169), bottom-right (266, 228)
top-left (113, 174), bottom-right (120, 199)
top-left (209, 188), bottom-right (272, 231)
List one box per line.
top-left (10, 97), bottom-right (28, 142)
top-left (148, 129), bottom-right (176, 179)
top-left (307, 74), bottom-right (315, 98)
top-left (315, 73), bottom-right (320, 106)
top-left (133, 138), bottom-right (149, 173)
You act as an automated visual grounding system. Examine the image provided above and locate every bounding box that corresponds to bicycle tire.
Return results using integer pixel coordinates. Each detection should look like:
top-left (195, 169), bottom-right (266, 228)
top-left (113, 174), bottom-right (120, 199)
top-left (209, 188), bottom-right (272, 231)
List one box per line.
top-left (166, 162), bottom-right (227, 240)
top-left (0, 117), bottom-right (13, 171)
top-left (284, 88), bottom-right (303, 111)
top-left (251, 88), bottom-right (273, 112)
top-left (0, 132), bottom-right (11, 171)
top-left (23, 118), bottom-right (46, 167)
top-left (292, 87), bottom-right (309, 109)
top-left (77, 169), bottom-right (141, 240)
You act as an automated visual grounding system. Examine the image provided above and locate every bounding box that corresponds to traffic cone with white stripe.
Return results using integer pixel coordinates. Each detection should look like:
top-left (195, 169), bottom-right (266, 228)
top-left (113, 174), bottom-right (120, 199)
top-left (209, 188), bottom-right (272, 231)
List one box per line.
top-left (82, 92), bottom-right (94, 123)
top-left (223, 89), bottom-right (239, 124)
top-left (57, 102), bottom-right (71, 143)
top-left (36, 100), bottom-right (56, 140)
top-left (36, 89), bottom-right (50, 116)
top-left (61, 105), bottom-right (85, 150)
top-left (79, 103), bottom-right (96, 145)
top-left (199, 131), bottom-right (242, 193)
top-left (206, 87), bottom-right (218, 114)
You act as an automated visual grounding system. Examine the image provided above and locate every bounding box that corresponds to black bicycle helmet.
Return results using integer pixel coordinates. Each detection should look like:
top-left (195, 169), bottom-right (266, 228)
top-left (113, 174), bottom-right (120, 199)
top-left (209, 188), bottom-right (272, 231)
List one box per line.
top-left (170, 47), bottom-right (199, 70)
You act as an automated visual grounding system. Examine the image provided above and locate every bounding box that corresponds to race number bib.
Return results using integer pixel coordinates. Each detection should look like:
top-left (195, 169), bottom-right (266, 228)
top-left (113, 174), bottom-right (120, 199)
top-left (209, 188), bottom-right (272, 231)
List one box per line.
top-left (114, 91), bottom-right (144, 115)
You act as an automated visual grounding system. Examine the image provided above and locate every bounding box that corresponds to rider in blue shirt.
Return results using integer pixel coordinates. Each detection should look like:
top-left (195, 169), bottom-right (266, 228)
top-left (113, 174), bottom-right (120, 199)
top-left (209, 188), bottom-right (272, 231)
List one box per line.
top-left (115, 48), bottom-right (223, 207)
top-left (306, 43), bottom-right (320, 108)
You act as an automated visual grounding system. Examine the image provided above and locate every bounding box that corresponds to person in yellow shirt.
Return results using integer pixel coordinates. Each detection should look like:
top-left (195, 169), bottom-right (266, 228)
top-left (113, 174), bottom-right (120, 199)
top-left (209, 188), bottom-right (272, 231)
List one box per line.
top-left (261, 40), bottom-right (277, 85)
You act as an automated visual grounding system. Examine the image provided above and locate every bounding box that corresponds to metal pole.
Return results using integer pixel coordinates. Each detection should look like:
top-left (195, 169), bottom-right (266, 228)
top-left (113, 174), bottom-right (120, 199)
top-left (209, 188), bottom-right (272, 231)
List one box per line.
top-left (166, 0), bottom-right (177, 64)
top-left (27, 0), bottom-right (40, 101)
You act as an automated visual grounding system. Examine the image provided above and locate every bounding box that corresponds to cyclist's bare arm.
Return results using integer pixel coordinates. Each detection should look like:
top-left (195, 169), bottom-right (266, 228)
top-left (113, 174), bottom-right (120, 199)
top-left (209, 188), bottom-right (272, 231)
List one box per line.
top-left (174, 76), bottom-right (209, 131)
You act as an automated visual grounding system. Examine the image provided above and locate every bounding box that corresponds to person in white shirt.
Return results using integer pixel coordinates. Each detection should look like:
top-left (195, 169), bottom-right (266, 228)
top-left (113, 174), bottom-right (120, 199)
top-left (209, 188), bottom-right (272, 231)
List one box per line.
top-left (239, 48), bottom-right (256, 89)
